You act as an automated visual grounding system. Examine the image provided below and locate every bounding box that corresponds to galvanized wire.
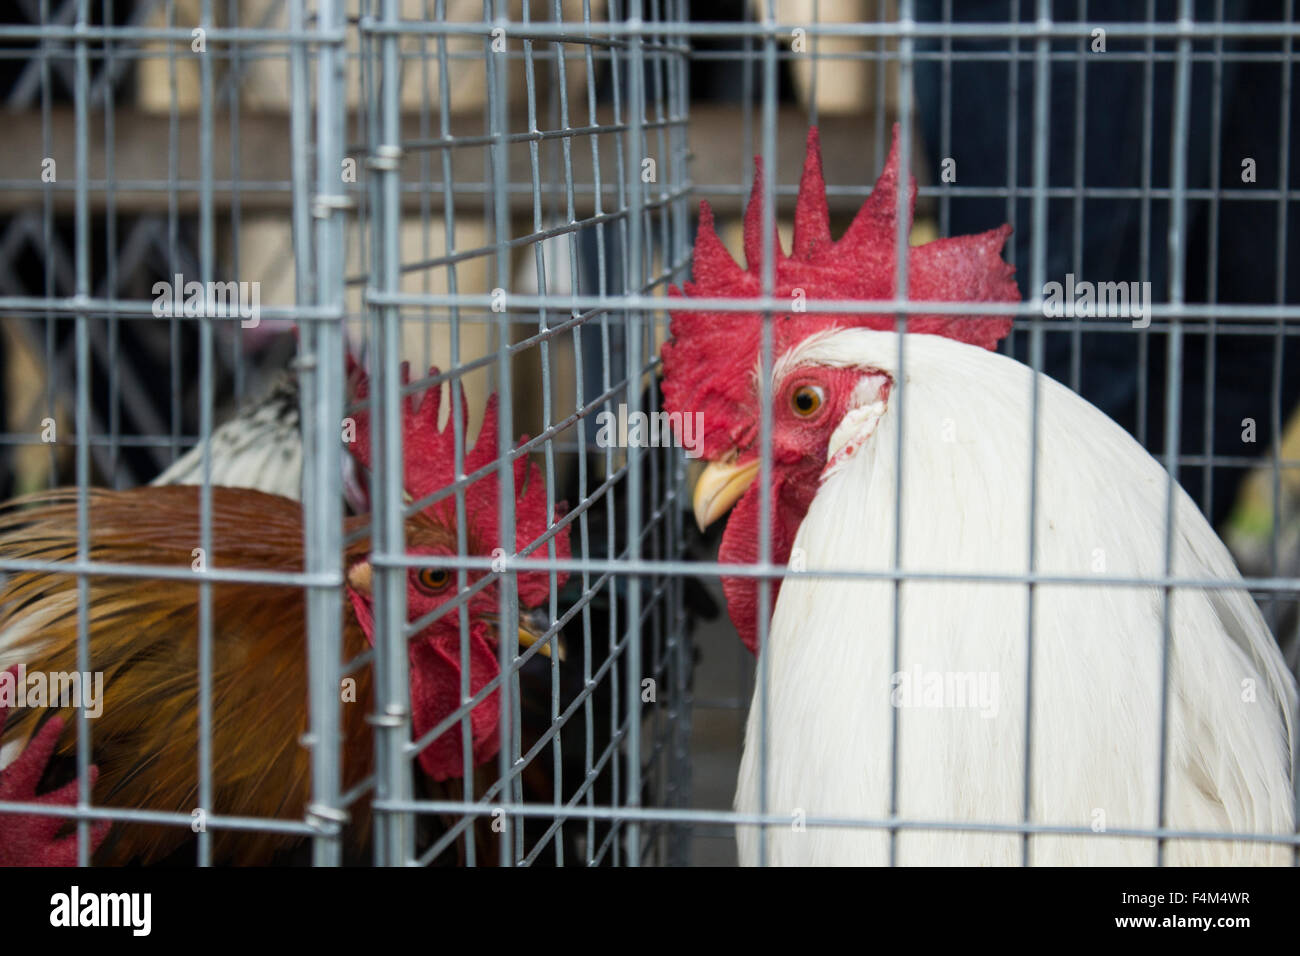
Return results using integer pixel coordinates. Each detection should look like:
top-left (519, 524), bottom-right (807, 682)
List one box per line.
top-left (0, 2), bottom-right (1296, 868)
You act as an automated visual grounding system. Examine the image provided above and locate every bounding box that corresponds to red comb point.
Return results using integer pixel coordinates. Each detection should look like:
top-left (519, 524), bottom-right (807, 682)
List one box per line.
top-left (743, 157), bottom-right (787, 272)
top-left (662, 123), bottom-right (1021, 458)
top-left (347, 367), bottom-right (570, 606)
top-left (792, 127), bottom-right (832, 259)
top-left (840, 123), bottom-right (918, 251)
top-left (689, 202), bottom-right (753, 294)
top-left (0, 667), bottom-right (110, 866)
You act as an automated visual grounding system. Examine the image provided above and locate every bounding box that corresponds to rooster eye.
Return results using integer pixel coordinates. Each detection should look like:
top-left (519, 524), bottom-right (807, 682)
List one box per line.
top-left (417, 568), bottom-right (451, 593)
top-left (791, 385), bottom-right (825, 417)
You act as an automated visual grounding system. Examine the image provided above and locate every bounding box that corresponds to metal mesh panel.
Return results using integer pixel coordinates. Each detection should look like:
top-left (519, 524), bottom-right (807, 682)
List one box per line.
top-left (0, 0), bottom-right (1296, 867)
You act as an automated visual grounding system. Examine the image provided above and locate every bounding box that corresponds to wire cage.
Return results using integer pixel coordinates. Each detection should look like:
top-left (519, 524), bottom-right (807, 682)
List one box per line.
top-left (0, 0), bottom-right (694, 867)
top-left (0, 0), bottom-right (1297, 867)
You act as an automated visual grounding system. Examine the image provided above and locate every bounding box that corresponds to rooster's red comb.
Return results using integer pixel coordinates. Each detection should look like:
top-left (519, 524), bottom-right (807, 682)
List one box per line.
top-left (348, 366), bottom-right (569, 607)
top-left (661, 124), bottom-right (1020, 459)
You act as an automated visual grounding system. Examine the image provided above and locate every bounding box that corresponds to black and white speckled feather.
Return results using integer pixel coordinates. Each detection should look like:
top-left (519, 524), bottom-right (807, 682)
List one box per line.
top-left (150, 374), bottom-right (305, 500)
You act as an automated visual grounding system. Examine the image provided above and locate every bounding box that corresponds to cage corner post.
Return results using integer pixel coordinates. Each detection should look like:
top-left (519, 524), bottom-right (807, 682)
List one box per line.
top-left (369, 0), bottom-right (418, 868)
top-left (621, 0), bottom-right (651, 868)
top-left (301, 0), bottom-right (351, 868)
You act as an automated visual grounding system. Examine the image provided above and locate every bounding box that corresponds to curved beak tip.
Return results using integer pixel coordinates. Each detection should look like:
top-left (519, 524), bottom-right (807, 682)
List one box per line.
top-left (692, 458), bottom-right (761, 531)
top-left (518, 609), bottom-right (564, 661)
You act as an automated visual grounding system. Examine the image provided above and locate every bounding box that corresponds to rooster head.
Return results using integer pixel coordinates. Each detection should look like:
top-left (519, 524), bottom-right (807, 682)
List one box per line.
top-left (662, 125), bottom-right (1020, 653)
top-left (344, 364), bottom-right (570, 781)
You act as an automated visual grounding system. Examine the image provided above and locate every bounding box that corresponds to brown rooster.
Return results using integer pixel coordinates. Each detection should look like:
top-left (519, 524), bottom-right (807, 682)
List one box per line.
top-left (0, 366), bottom-right (568, 865)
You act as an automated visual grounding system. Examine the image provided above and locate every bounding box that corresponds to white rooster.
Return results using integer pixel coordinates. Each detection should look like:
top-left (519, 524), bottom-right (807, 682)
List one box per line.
top-left (663, 128), bottom-right (1298, 865)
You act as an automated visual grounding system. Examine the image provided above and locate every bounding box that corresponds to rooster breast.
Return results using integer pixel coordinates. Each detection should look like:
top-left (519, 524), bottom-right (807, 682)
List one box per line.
top-left (736, 329), bottom-right (1296, 866)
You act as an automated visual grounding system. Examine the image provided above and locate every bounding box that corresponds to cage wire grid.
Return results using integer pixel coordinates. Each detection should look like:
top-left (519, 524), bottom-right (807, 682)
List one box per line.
top-left (0, 0), bottom-right (1296, 867)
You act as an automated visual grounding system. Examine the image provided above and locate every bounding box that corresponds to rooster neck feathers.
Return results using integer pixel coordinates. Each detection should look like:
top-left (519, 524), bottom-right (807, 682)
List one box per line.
top-left (734, 329), bottom-right (1297, 865)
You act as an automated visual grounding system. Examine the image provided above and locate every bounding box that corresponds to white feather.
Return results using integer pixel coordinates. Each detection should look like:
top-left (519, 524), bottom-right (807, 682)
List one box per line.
top-left (149, 375), bottom-right (303, 500)
top-left (736, 329), bottom-right (1297, 865)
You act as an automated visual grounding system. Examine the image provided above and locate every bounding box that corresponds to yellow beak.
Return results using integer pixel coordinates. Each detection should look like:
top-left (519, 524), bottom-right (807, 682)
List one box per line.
top-left (692, 458), bottom-right (760, 532)
top-left (518, 608), bottom-right (562, 661)
top-left (347, 561), bottom-right (372, 595)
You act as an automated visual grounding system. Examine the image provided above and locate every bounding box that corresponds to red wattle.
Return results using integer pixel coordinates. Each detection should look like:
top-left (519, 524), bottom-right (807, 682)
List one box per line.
top-left (409, 622), bottom-right (502, 781)
top-left (717, 483), bottom-right (796, 656)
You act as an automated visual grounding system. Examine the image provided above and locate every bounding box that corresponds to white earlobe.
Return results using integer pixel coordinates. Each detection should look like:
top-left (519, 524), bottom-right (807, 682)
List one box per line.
top-left (823, 373), bottom-right (891, 477)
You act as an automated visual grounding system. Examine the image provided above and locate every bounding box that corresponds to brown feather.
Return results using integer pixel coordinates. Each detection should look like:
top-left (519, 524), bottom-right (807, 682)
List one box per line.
top-left (0, 485), bottom-right (452, 865)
